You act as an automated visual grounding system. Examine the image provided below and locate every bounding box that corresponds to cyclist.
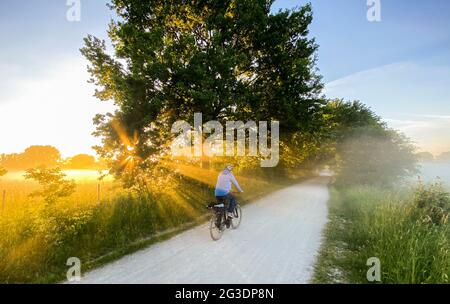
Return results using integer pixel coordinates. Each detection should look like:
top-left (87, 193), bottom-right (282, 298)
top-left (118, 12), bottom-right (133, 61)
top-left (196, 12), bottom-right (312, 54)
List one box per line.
top-left (214, 164), bottom-right (244, 220)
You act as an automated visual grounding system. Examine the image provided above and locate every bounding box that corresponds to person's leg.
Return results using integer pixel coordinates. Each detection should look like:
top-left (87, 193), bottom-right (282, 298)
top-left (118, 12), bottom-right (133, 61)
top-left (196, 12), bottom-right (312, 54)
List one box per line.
top-left (215, 196), bottom-right (226, 204)
top-left (226, 193), bottom-right (237, 213)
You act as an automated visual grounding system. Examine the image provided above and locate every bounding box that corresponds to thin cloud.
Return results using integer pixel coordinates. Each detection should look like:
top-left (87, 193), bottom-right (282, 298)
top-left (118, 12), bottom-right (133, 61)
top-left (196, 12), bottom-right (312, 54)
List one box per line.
top-left (325, 62), bottom-right (450, 155)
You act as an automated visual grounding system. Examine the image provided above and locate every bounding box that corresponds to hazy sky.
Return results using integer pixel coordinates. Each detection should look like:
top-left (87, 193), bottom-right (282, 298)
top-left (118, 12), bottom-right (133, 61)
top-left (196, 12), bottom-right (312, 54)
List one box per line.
top-left (1, 0), bottom-right (450, 157)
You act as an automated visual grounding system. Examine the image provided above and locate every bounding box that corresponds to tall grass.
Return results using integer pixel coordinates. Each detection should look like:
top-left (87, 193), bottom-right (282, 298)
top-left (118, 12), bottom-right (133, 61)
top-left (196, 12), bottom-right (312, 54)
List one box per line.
top-left (0, 169), bottom-right (295, 283)
top-left (0, 171), bottom-right (222, 283)
top-left (313, 183), bottom-right (450, 284)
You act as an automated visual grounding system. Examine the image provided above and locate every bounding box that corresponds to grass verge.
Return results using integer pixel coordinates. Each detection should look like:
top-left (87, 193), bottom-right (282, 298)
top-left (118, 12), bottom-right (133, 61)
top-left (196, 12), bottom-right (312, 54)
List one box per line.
top-left (313, 183), bottom-right (450, 284)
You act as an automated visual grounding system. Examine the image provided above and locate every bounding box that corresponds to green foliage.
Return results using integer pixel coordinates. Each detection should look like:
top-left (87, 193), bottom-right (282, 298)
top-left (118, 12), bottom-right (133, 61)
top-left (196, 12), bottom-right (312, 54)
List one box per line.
top-left (24, 167), bottom-right (76, 204)
top-left (414, 182), bottom-right (450, 225)
top-left (325, 100), bottom-right (382, 132)
top-left (81, 0), bottom-right (324, 185)
top-left (313, 185), bottom-right (450, 284)
top-left (323, 100), bottom-right (418, 186)
top-left (80, 2), bottom-right (418, 188)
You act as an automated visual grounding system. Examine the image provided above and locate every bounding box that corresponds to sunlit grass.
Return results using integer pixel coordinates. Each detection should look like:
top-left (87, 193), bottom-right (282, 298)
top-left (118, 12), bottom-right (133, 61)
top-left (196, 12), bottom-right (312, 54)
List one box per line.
top-left (0, 169), bottom-right (124, 283)
top-left (0, 163), bottom-right (298, 283)
top-left (3, 169), bottom-right (112, 182)
top-left (0, 170), bottom-right (117, 212)
top-left (63, 170), bottom-right (113, 182)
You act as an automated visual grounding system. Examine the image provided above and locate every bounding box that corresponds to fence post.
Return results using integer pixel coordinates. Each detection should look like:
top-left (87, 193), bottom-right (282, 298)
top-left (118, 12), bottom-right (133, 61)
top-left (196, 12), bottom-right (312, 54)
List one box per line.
top-left (2, 190), bottom-right (5, 213)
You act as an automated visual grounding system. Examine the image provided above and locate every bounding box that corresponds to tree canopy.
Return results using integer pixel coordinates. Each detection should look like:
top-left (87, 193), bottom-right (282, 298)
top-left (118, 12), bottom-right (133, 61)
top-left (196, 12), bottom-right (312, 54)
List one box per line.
top-left (81, 0), bottom-right (324, 185)
top-left (81, 1), bottom-right (418, 188)
top-left (64, 154), bottom-right (99, 170)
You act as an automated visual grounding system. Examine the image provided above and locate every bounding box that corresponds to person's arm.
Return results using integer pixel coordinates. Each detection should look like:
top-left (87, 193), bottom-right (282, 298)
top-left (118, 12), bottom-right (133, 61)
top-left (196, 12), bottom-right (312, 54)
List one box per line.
top-left (230, 173), bottom-right (244, 192)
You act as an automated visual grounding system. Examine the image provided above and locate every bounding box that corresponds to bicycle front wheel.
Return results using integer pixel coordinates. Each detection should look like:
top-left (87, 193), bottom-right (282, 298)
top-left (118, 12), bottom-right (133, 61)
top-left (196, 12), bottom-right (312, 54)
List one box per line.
top-left (209, 213), bottom-right (224, 241)
top-left (231, 204), bottom-right (242, 229)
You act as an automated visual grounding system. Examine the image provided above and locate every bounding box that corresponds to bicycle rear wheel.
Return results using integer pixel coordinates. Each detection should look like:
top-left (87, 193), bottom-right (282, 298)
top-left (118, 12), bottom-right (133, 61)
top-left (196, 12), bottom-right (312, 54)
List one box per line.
top-left (209, 212), bottom-right (224, 241)
top-left (231, 204), bottom-right (242, 229)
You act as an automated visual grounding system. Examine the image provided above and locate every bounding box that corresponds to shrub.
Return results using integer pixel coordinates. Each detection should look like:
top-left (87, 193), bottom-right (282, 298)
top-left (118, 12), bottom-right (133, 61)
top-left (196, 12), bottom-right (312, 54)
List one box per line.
top-left (414, 182), bottom-right (450, 225)
top-left (24, 167), bottom-right (76, 204)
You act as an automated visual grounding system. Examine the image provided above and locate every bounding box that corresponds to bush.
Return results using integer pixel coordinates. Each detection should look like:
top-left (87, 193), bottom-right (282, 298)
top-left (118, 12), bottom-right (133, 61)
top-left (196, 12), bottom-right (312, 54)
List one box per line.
top-left (24, 167), bottom-right (76, 205)
top-left (414, 182), bottom-right (450, 225)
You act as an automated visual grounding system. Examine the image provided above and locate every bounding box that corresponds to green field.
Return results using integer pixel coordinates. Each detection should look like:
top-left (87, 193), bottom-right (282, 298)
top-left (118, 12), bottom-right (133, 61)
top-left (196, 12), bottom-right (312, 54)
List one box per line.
top-left (313, 183), bottom-right (450, 284)
top-left (0, 168), bottom-right (300, 283)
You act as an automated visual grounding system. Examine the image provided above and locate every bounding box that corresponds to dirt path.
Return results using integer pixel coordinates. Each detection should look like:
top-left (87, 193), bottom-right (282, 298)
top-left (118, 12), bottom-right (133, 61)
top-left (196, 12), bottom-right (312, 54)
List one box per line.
top-left (72, 177), bottom-right (330, 284)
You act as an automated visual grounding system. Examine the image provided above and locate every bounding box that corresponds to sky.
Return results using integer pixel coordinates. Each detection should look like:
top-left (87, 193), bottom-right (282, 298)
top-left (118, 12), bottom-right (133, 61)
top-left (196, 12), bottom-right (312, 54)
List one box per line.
top-left (0, 0), bottom-right (450, 157)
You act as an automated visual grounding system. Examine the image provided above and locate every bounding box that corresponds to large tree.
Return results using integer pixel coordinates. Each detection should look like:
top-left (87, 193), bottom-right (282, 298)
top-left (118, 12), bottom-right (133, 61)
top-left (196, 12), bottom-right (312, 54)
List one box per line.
top-left (81, 0), bottom-right (324, 186)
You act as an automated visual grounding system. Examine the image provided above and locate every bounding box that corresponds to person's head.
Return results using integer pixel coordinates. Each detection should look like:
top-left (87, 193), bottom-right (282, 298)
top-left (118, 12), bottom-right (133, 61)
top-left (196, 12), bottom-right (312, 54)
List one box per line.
top-left (224, 164), bottom-right (234, 172)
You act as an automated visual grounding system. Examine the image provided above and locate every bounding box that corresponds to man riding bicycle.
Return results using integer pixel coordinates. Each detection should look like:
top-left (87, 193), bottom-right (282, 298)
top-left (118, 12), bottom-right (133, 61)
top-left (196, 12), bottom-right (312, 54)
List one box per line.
top-left (214, 164), bottom-right (244, 220)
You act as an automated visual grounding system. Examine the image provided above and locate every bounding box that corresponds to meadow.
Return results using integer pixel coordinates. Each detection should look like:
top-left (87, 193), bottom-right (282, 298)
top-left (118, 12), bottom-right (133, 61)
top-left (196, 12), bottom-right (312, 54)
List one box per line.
top-left (0, 167), bottom-right (300, 283)
top-left (313, 183), bottom-right (450, 284)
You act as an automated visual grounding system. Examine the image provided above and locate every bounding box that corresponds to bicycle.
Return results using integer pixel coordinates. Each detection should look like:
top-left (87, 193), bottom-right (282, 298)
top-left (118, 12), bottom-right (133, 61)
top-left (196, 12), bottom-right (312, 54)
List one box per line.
top-left (206, 199), bottom-right (242, 241)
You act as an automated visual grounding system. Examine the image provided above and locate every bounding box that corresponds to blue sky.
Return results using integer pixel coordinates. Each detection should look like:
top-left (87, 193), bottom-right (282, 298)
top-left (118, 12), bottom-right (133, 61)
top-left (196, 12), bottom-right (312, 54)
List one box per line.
top-left (1, 0), bottom-right (450, 156)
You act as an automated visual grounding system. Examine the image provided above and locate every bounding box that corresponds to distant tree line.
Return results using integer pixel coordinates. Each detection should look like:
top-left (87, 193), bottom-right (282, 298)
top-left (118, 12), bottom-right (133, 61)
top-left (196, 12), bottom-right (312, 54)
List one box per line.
top-left (0, 145), bottom-right (105, 171)
top-left (416, 151), bottom-right (450, 162)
